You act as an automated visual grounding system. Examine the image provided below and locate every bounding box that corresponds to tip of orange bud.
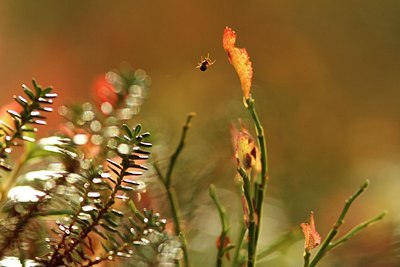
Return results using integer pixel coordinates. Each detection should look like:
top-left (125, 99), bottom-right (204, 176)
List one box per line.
top-left (223, 27), bottom-right (236, 56)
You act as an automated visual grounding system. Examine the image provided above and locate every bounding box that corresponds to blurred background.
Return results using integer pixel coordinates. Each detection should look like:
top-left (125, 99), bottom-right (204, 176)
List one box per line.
top-left (0, 1), bottom-right (399, 266)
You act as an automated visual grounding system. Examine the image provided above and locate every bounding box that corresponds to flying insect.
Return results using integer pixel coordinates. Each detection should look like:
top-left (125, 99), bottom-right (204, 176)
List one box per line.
top-left (196, 54), bottom-right (216, 71)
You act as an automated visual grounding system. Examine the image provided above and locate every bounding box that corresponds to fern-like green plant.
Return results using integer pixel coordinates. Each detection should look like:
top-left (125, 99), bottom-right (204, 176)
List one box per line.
top-left (0, 69), bottom-right (177, 266)
top-left (33, 124), bottom-right (171, 266)
top-left (0, 80), bottom-right (56, 174)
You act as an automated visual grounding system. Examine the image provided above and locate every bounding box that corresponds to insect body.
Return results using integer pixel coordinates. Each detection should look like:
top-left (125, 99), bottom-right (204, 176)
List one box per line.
top-left (196, 54), bottom-right (216, 71)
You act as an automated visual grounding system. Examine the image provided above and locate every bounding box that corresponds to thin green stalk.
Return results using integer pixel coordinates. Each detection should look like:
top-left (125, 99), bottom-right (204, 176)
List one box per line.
top-left (155, 164), bottom-right (190, 267)
top-left (155, 113), bottom-right (195, 267)
top-left (245, 97), bottom-right (269, 188)
top-left (233, 225), bottom-right (247, 267)
top-left (238, 167), bottom-right (256, 267)
top-left (245, 96), bottom-right (269, 259)
top-left (308, 180), bottom-right (370, 267)
top-left (257, 229), bottom-right (302, 261)
top-left (303, 251), bottom-right (311, 267)
top-left (165, 113), bottom-right (196, 188)
top-left (209, 184), bottom-right (231, 267)
top-left (328, 211), bottom-right (387, 251)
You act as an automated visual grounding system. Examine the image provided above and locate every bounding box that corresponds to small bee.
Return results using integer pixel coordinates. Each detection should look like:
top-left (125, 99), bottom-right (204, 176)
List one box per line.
top-left (196, 54), bottom-right (216, 71)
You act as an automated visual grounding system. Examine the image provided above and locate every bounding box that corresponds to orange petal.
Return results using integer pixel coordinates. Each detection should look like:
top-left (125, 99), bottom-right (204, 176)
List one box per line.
top-left (223, 27), bottom-right (253, 99)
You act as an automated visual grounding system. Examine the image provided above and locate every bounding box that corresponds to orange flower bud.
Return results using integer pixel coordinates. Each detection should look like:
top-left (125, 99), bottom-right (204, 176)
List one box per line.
top-left (300, 211), bottom-right (321, 252)
top-left (223, 27), bottom-right (253, 99)
top-left (235, 131), bottom-right (257, 171)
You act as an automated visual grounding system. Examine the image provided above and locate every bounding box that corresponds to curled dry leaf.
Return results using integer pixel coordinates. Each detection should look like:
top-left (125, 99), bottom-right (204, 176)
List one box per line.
top-left (223, 27), bottom-right (253, 99)
top-left (300, 211), bottom-right (321, 252)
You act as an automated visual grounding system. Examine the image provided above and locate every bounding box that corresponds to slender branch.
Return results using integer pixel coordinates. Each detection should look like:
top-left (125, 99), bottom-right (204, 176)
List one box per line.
top-left (209, 184), bottom-right (231, 267)
top-left (308, 180), bottom-right (370, 267)
top-left (257, 229), bottom-right (301, 261)
top-left (303, 250), bottom-right (311, 267)
top-left (155, 113), bottom-right (195, 267)
top-left (240, 96), bottom-right (269, 266)
top-left (328, 211), bottom-right (387, 251)
top-left (245, 97), bottom-right (269, 189)
top-left (245, 97), bottom-right (268, 236)
top-left (237, 167), bottom-right (256, 267)
top-left (165, 113), bottom-right (196, 188)
top-left (233, 225), bottom-right (247, 267)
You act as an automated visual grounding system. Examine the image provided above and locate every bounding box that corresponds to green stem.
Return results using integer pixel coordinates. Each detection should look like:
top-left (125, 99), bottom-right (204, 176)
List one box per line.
top-left (155, 113), bottom-right (195, 267)
top-left (308, 180), bottom-right (370, 267)
top-left (165, 113), bottom-right (195, 188)
top-left (238, 167), bottom-right (256, 267)
top-left (233, 225), bottom-right (247, 267)
top-left (245, 97), bottom-right (269, 189)
top-left (245, 96), bottom-right (269, 263)
top-left (328, 211), bottom-right (387, 251)
top-left (303, 250), bottom-right (311, 267)
top-left (257, 229), bottom-right (301, 261)
top-left (209, 185), bottom-right (230, 267)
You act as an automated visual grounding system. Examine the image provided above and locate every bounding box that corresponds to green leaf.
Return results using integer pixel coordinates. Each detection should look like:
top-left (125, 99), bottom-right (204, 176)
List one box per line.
top-left (32, 80), bottom-right (41, 95)
top-left (123, 124), bottom-right (133, 138)
top-left (108, 166), bottom-right (121, 177)
top-left (42, 87), bottom-right (53, 95)
top-left (140, 132), bottom-right (150, 138)
top-left (118, 185), bottom-right (134, 191)
top-left (123, 179), bottom-right (141, 186)
top-left (104, 216), bottom-right (119, 228)
top-left (101, 242), bottom-right (111, 252)
top-left (99, 221), bottom-right (118, 232)
top-left (139, 141), bottom-right (152, 147)
top-left (111, 209), bottom-right (124, 217)
top-left (22, 85), bottom-right (35, 100)
top-left (106, 159), bottom-right (122, 170)
top-left (44, 92), bottom-right (57, 98)
top-left (128, 163), bottom-right (148, 170)
top-left (14, 95), bottom-right (29, 107)
top-left (124, 171), bottom-right (142, 176)
top-left (133, 124), bottom-right (142, 136)
top-left (7, 109), bottom-right (22, 119)
top-left (93, 227), bottom-right (108, 240)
